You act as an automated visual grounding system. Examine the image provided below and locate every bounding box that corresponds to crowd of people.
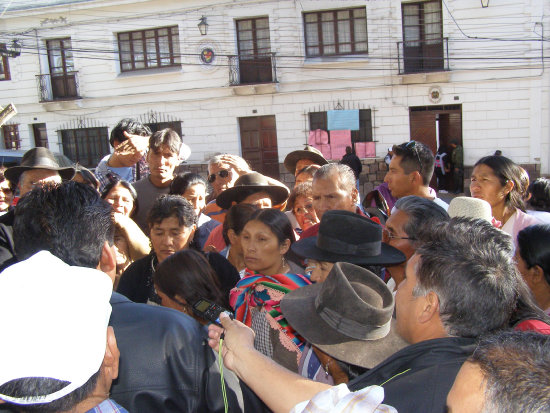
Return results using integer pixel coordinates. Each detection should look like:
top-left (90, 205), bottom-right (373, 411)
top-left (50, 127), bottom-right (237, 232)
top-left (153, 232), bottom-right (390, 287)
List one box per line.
top-left (0, 117), bottom-right (548, 413)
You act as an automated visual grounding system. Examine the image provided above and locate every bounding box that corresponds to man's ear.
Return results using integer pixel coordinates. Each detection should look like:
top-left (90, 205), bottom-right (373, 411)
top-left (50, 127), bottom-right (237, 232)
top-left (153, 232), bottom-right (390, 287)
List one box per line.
top-left (351, 187), bottom-right (359, 205)
top-left (418, 291), bottom-right (440, 324)
top-left (103, 326), bottom-right (119, 380)
top-left (99, 241), bottom-right (117, 285)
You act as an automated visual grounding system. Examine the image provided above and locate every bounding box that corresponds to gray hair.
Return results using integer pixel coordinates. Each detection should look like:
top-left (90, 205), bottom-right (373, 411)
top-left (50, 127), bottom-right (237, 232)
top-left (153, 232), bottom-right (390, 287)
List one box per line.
top-left (472, 331), bottom-right (550, 413)
top-left (394, 195), bottom-right (449, 246)
top-left (313, 163), bottom-right (355, 194)
top-left (413, 217), bottom-right (518, 338)
top-left (208, 154), bottom-right (251, 175)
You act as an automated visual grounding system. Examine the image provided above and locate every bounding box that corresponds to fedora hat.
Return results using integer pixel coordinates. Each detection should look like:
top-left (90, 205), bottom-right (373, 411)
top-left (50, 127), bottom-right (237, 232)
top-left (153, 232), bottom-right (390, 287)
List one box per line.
top-left (216, 172), bottom-right (290, 209)
top-left (5, 147), bottom-right (75, 184)
top-left (448, 196), bottom-right (493, 223)
top-left (281, 262), bottom-right (406, 368)
top-left (284, 145), bottom-right (328, 175)
top-left (292, 210), bottom-right (405, 266)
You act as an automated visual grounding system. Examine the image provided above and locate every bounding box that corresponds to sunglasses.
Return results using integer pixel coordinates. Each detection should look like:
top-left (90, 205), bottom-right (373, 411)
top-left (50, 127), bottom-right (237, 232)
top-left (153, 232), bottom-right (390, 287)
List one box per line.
top-left (208, 169), bottom-right (231, 184)
top-left (399, 140), bottom-right (423, 171)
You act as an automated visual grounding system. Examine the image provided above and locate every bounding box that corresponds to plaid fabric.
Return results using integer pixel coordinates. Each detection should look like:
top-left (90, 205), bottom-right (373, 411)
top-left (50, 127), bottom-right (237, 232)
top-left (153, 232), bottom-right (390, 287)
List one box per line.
top-left (85, 399), bottom-right (128, 413)
top-left (230, 269), bottom-right (311, 351)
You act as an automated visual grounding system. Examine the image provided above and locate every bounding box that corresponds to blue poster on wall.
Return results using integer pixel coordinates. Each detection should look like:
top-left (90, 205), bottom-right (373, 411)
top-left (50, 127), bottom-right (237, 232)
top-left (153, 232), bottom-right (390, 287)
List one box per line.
top-left (327, 110), bottom-right (360, 131)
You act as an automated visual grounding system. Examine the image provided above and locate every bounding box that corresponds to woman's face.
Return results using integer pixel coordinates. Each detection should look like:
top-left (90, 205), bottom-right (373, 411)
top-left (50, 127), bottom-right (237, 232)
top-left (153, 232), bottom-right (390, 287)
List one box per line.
top-left (305, 258), bottom-right (333, 283)
top-left (293, 195), bottom-right (318, 231)
top-left (470, 164), bottom-right (510, 209)
top-left (182, 183), bottom-right (207, 217)
top-left (105, 184), bottom-right (135, 217)
top-left (0, 180), bottom-right (13, 212)
top-left (150, 216), bottom-right (196, 263)
top-left (241, 219), bottom-right (289, 275)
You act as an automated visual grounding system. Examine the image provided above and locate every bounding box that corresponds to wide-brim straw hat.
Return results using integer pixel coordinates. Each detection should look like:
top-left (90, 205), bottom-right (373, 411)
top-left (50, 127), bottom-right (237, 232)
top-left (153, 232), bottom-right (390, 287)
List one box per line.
top-left (284, 145), bottom-right (328, 175)
top-left (281, 262), bottom-right (406, 369)
top-left (5, 147), bottom-right (75, 184)
top-left (215, 172), bottom-right (289, 209)
top-left (291, 210), bottom-right (406, 266)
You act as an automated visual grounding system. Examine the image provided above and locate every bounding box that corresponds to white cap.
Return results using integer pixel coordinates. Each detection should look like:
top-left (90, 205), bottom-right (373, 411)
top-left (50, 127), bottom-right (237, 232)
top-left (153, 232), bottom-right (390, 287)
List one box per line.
top-left (448, 196), bottom-right (493, 223)
top-left (0, 251), bottom-right (112, 405)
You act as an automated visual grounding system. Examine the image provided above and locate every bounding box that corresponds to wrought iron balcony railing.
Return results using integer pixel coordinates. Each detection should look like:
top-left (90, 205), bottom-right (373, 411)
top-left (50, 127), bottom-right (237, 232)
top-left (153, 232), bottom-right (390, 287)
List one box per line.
top-left (228, 53), bottom-right (277, 86)
top-left (397, 37), bottom-right (449, 75)
top-left (36, 71), bottom-right (80, 102)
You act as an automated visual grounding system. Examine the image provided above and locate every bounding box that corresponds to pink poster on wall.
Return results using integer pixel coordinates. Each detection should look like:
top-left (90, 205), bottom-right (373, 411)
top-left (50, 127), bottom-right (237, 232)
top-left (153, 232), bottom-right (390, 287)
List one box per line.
top-left (355, 142), bottom-right (376, 158)
top-left (308, 129), bottom-right (329, 146)
top-left (329, 130), bottom-right (351, 160)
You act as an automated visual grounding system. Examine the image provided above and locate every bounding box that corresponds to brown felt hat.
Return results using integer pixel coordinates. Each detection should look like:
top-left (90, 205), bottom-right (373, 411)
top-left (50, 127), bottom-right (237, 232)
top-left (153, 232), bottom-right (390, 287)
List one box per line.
top-left (281, 262), bottom-right (406, 369)
top-left (215, 172), bottom-right (289, 210)
top-left (284, 145), bottom-right (328, 175)
top-left (5, 147), bottom-right (75, 184)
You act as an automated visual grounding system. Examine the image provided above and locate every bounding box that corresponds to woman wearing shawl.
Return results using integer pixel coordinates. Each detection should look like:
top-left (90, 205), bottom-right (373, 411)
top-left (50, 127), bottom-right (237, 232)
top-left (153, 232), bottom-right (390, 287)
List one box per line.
top-left (230, 208), bottom-right (310, 372)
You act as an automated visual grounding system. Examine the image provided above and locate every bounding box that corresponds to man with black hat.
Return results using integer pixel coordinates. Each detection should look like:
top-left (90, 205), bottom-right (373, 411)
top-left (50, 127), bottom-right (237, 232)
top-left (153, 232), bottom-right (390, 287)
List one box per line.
top-left (292, 210), bottom-right (404, 283)
top-left (0, 147), bottom-right (75, 270)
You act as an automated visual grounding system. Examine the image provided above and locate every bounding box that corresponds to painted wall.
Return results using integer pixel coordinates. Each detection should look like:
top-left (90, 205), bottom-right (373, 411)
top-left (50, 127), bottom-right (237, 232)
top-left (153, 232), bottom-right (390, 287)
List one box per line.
top-left (0, 0), bottom-right (547, 171)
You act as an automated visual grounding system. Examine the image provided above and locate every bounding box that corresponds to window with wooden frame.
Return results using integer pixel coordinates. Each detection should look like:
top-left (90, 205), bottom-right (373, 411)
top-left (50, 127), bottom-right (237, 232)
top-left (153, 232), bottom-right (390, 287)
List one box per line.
top-left (303, 7), bottom-right (368, 57)
top-left (0, 46), bottom-right (10, 81)
top-left (118, 26), bottom-right (180, 72)
top-left (2, 124), bottom-right (20, 149)
top-left (60, 127), bottom-right (110, 168)
top-left (309, 109), bottom-right (373, 143)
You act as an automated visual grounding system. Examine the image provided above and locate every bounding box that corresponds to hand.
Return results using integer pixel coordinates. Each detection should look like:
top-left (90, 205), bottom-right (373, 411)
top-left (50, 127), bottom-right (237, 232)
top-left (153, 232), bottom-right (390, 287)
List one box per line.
top-left (111, 132), bottom-right (149, 166)
top-left (203, 244), bottom-right (219, 253)
top-left (208, 312), bottom-right (255, 373)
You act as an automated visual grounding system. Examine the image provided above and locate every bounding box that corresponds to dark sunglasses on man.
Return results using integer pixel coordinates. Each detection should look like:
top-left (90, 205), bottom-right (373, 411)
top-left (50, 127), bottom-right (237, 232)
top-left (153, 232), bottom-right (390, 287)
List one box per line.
top-left (395, 140), bottom-right (423, 170)
top-left (208, 169), bottom-right (231, 184)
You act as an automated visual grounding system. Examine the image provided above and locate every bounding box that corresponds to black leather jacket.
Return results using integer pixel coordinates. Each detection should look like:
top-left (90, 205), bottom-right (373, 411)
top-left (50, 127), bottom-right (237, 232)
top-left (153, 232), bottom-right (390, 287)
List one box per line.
top-left (109, 292), bottom-right (267, 413)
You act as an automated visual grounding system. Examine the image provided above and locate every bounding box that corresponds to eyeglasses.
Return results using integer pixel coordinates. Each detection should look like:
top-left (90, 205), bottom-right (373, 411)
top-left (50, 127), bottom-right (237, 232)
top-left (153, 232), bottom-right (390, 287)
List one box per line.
top-left (382, 228), bottom-right (416, 242)
top-left (399, 141), bottom-right (423, 172)
top-left (208, 169), bottom-right (231, 184)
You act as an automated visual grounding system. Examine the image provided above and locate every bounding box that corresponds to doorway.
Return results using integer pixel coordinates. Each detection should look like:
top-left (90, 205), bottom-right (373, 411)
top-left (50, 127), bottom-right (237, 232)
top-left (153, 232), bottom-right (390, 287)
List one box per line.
top-left (409, 104), bottom-right (462, 191)
top-left (238, 115), bottom-right (279, 179)
top-left (32, 123), bottom-right (49, 148)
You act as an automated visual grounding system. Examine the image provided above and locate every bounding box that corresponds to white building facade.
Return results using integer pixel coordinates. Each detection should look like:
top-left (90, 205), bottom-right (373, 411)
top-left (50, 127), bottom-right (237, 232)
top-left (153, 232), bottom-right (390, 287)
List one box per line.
top-left (0, 0), bottom-right (548, 189)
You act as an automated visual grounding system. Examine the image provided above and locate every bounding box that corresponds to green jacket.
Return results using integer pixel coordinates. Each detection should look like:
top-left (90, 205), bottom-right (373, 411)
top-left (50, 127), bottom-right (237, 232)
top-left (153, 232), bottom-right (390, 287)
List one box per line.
top-left (452, 145), bottom-right (463, 168)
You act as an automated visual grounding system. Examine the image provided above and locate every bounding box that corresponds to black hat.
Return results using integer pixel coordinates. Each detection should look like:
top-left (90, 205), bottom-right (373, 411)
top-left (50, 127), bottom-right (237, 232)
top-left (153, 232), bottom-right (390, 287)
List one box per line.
top-left (5, 147), bottom-right (75, 184)
top-left (281, 262), bottom-right (406, 368)
top-left (215, 172), bottom-right (289, 209)
top-left (284, 145), bottom-right (328, 175)
top-left (292, 210), bottom-right (405, 266)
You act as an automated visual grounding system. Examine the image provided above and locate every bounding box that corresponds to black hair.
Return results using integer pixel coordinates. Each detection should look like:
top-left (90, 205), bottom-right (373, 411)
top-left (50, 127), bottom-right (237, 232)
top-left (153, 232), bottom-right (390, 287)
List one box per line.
top-left (0, 371), bottom-right (100, 413)
top-left (169, 172), bottom-right (207, 196)
top-left (109, 118), bottom-right (151, 148)
top-left (154, 249), bottom-right (227, 314)
top-left (14, 182), bottom-right (115, 269)
top-left (517, 224), bottom-right (550, 286)
top-left (528, 178), bottom-right (550, 212)
top-left (147, 195), bottom-right (196, 230)
top-left (392, 141), bottom-right (435, 186)
top-left (414, 217), bottom-right (518, 338)
top-left (148, 128), bottom-right (182, 155)
top-left (474, 155), bottom-right (527, 211)
top-left (222, 203), bottom-right (258, 245)
top-left (247, 208), bottom-right (295, 246)
top-left (100, 179), bottom-right (139, 218)
top-left (471, 331), bottom-right (550, 412)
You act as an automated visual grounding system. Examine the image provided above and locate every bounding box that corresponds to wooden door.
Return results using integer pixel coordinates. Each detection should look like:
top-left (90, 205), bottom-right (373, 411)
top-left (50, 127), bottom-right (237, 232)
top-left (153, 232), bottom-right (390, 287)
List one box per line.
top-left (32, 123), bottom-right (49, 148)
top-left (409, 105), bottom-right (462, 189)
top-left (239, 115), bottom-right (279, 179)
